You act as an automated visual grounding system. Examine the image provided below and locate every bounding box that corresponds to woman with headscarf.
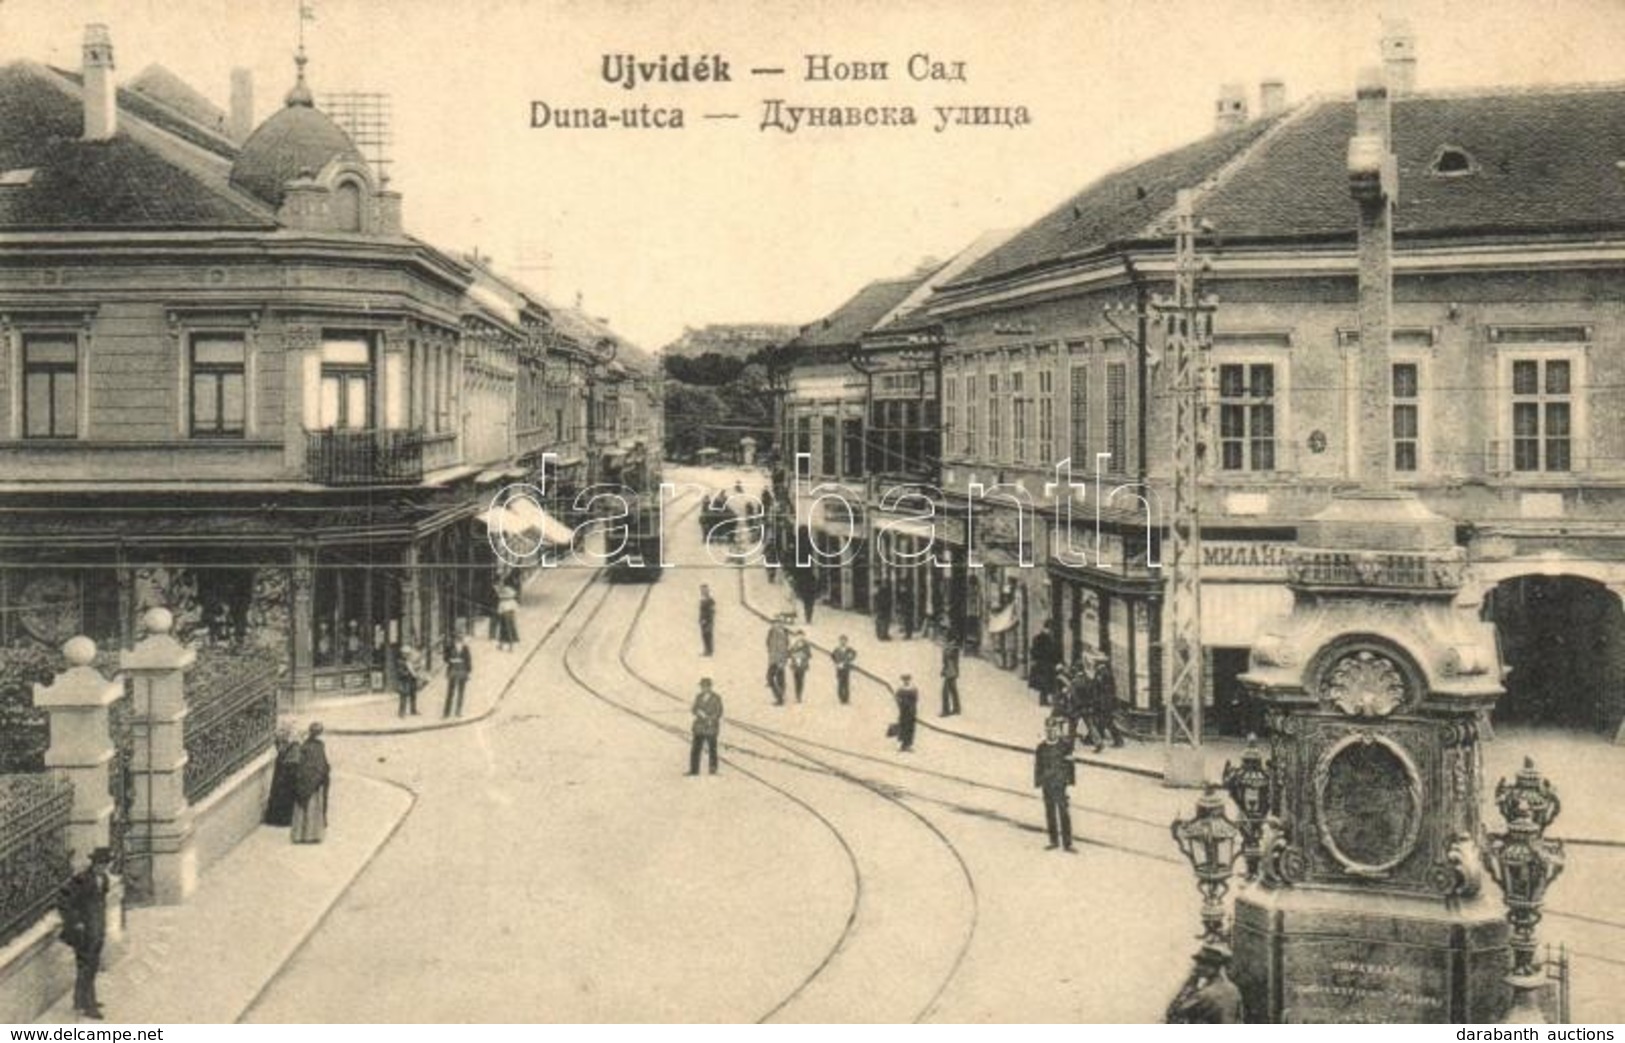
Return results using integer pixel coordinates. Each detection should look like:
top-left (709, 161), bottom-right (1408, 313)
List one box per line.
top-left (263, 725), bottom-right (301, 827)
top-left (290, 722), bottom-right (331, 844)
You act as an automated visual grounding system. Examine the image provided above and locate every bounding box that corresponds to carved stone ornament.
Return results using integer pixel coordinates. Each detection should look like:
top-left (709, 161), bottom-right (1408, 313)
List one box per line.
top-left (1321, 649), bottom-right (1409, 717)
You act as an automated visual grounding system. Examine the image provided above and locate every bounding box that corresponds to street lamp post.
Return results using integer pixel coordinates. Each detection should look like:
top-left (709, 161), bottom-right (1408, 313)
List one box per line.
top-left (1170, 784), bottom-right (1242, 943)
top-left (1221, 736), bottom-right (1272, 880)
top-left (1484, 758), bottom-right (1565, 1021)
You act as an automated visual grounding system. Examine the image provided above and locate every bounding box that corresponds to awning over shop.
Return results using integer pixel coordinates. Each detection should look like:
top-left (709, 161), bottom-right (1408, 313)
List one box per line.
top-left (506, 497), bottom-right (575, 545)
top-left (475, 507), bottom-right (542, 555)
top-left (1201, 582), bottom-right (1294, 647)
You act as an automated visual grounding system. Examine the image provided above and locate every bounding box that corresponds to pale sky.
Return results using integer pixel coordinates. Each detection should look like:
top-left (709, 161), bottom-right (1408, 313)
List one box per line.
top-left (5, 0), bottom-right (1625, 350)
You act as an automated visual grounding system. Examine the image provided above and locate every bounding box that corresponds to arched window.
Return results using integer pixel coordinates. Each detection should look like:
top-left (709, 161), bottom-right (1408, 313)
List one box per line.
top-left (333, 180), bottom-right (364, 232)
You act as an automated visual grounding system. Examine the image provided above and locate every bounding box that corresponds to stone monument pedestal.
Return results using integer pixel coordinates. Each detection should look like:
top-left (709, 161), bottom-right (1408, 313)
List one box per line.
top-left (1235, 886), bottom-right (1508, 1023)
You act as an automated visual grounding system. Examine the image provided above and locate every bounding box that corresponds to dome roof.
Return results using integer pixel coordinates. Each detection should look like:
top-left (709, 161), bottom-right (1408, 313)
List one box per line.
top-left (229, 91), bottom-right (365, 207)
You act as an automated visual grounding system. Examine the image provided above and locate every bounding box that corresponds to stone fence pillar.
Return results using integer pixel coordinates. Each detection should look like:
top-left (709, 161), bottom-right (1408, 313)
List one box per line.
top-left (31, 636), bottom-right (119, 866)
top-left (120, 608), bottom-right (197, 904)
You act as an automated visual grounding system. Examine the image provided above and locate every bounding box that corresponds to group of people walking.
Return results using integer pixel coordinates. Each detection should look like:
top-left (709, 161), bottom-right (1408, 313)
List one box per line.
top-left (265, 722), bottom-right (332, 844)
top-left (1028, 622), bottom-right (1123, 753)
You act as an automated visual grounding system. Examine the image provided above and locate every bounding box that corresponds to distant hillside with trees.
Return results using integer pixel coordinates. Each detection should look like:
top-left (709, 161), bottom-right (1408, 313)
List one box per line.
top-left (660, 324), bottom-right (799, 462)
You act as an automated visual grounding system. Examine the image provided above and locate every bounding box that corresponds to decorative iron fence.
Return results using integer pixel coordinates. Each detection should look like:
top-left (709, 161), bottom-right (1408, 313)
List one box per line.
top-left (183, 659), bottom-right (278, 804)
top-left (305, 428), bottom-right (425, 485)
top-left (0, 773), bottom-right (72, 948)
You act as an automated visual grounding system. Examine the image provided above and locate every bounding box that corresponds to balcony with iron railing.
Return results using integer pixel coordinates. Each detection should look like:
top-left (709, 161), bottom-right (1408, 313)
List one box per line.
top-left (305, 428), bottom-right (426, 485)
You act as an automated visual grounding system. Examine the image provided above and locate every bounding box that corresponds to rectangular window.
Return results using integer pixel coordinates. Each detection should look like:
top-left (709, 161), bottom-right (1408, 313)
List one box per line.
top-left (1012, 369), bottom-right (1029, 463)
top-left (842, 416), bottom-right (864, 477)
top-left (1218, 363), bottom-right (1276, 471)
top-left (190, 334), bottom-right (246, 437)
top-left (1106, 361), bottom-right (1128, 474)
top-left (23, 334), bottom-right (78, 439)
top-left (987, 373), bottom-right (1002, 460)
top-left (319, 336), bottom-right (373, 431)
top-left (1512, 358), bottom-right (1572, 472)
top-left (821, 415), bottom-right (839, 476)
top-left (1069, 364), bottom-right (1089, 465)
top-left (965, 375), bottom-right (978, 457)
top-left (1038, 367), bottom-right (1055, 464)
top-left (1392, 362), bottom-right (1419, 473)
top-left (944, 375), bottom-right (958, 459)
top-left (795, 415), bottom-right (813, 461)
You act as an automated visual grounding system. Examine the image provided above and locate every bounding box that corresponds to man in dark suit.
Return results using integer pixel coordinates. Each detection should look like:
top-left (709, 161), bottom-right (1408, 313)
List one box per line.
top-left (939, 640), bottom-right (962, 717)
top-left (896, 583), bottom-right (915, 640)
top-left (1166, 943), bottom-right (1245, 1023)
top-left (831, 635), bottom-right (857, 704)
top-left (688, 677), bottom-right (724, 775)
top-left (443, 635), bottom-right (473, 718)
top-left (893, 673), bottom-right (919, 752)
top-left (1091, 656), bottom-right (1125, 749)
top-left (1033, 718), bottom-right (1077, 852)
top-left (874, 582), bottom-right (893, 641)
top-left (58, 847), bottom-right (113, 1019)
top-left (698, 584), bottom-right (716, 656)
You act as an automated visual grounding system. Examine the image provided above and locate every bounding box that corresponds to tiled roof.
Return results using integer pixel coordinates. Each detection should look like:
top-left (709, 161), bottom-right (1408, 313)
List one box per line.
top-left (950, 117), bottom-right (1284, 287)
top-left (0, 63), bottom-right (272, 229)
top-left (794, 274), bottom-right (936, 349)
top-left (127, 64), bottom-right (231, 141)
top-left (1200, 87), bottom-right (1625, 241)
top-left (53, 66), bottom-right (241, 160)
top-left (949, 84), bottom-right (1625, 292)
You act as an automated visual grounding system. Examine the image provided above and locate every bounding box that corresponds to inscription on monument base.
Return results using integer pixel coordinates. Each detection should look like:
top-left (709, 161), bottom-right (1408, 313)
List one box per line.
top-left (1281, 938), bottom-right (1448, 1023)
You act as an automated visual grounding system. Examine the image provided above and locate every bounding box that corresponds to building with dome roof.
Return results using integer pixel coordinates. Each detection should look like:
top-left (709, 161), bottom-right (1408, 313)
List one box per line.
top-left (0, 24), bottom-right (618, 716)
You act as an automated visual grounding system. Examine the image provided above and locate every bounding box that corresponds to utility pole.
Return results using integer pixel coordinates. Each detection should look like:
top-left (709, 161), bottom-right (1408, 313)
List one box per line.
top-left (1150, 189), bottom-right (1217, 786)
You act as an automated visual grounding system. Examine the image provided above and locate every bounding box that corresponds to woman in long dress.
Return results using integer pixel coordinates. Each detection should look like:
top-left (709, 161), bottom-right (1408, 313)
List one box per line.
top-left (290, 722), bottom-right (331, 844)
top-left (263, 727), bottom-right (300, 826)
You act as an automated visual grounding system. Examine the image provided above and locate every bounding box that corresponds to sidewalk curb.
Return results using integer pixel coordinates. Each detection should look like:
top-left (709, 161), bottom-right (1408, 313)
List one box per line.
top-left (733, 568), bottom-right (1166, 781)
top-left (234, 771), bottom-right (419, 1023)
top-left (321, 569), bottom-right (603, 738)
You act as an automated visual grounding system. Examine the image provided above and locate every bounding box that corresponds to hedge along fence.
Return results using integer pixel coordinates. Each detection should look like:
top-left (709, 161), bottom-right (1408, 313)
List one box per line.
top-left (0, 772), bottom-right (73, 948)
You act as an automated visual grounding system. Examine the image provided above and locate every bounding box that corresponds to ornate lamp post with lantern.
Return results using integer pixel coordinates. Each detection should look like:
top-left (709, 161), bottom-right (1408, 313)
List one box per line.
top-left (1222, 737), bottom-right (1273, 880)
top-left (1171, 785), bottom-right (1243, 944)
top-left (1483, 759), bottom-right (1565, 1022)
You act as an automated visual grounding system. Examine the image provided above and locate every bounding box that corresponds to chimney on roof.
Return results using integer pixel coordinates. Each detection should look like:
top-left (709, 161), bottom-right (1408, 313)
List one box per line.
top-left (1381, 17), bottom-right (1417, 96)
top-left (1214, 83), bottom-right (1248, 133)
top-left (81, 24), bottom-right (117, 142)
top-left (229, 68), bottom-right (254, 142)
top-left (1259, 78), bottom-right (1287, 118)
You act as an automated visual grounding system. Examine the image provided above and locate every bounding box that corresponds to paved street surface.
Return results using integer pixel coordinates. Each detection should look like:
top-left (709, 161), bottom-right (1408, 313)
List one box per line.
top-left (49, 470), bottom-right (1625, 1024)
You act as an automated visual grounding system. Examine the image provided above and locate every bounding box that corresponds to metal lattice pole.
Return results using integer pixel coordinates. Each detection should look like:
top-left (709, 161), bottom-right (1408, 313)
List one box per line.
top-left (1151, 189), bottom-right (1216, 785)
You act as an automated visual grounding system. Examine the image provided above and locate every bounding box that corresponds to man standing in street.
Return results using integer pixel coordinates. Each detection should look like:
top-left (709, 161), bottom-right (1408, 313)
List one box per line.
top-left (688, 677), bottom-right (724, 775)
top-left (1166, 943), bottom-right (1244, 1023)
top-left (443, 634), bottom-right (473, 718)
top-left (766, 614), bottom-right (790, 705)
top-left (58, 847), bottom-right (112, 1020)
top-left (1033, 717), bottom-right (1077, 852)
top-left (939, 639), bottom-right (962, 717)
top-left (893, 673), bottom-right (919, 752)
top-left (874, 581), bottom-right (893, 641)
top-left (698, 583), bottom-right (716, 656)
top-left (1028, 620), bottom-right (1058, 708)
top-left (831, 635), bottom-right (857, 704)
top-left (789, 630), bottom-right (812, 703)
top-left (896, 582), bottom-right (915, 640)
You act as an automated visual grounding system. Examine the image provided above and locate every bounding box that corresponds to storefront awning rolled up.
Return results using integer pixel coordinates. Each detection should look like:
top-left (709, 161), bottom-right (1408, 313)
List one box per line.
top-left (505, 497), bottom-right (575, 546)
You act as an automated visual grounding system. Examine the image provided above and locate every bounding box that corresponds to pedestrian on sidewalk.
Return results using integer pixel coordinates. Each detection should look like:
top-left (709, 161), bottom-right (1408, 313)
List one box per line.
top-left (1034, 717), bottom-right (1078, 853)
top-left (1072, 655), bottom-right (1104, 752)
top-left (874, 581), bottom-right (893, 641)
top-left (443, 634), bottom-right (473, 718)
top-left (789, 630), bottom-right (812, 702)
top-left (1028, 620), bottom-right (1059, 707)
top-left (1053, 662), bottom-right (1083, 750)
top-left (495, 582), bottom-right (520, 651)
top-left (264, 725), bottom-right (300, 826)
top-left (58, 847), bottom-right (112, 1020)
top-left (798, 569), bottom-right (818, 624)
top-left (291, 722), bottom-right (330, 844)
top-left (892, 673), bottom-right (919, 752)
top-left (698, 583), bottom-right (716, 656)
top-left (1090, 656), bottom-right (1126, 749)
top-left (688, 677), bottom-right (724, 775)
top-left (766, 614), bottom-right (790, 705)
top-left (397, 645), bottom-right (422, 717)
top-left (896, 583), bottom-right (915, 640)
top-left (831, 635), bottom-right (857, 704)
top-left (940, 639), bottom-right (962, 717)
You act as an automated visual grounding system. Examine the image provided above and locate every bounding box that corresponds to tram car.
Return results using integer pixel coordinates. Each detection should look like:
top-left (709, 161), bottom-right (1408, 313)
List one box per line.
top-left (606, 501), bottom-right (664, 584)
top-left (699, 491), bottom-right (738, 544)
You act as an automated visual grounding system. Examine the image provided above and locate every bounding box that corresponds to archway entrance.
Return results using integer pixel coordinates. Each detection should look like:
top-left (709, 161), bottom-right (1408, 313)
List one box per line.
top-left (1482, 575), bottom-right (1625, 735)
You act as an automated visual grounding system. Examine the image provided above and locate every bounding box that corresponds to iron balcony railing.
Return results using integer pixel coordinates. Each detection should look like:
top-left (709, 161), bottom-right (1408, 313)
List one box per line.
top-left (305, 428), bottom-right (426, 485)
